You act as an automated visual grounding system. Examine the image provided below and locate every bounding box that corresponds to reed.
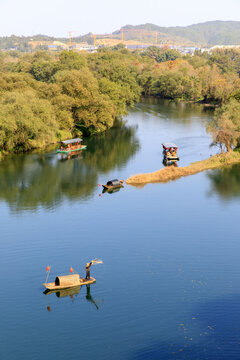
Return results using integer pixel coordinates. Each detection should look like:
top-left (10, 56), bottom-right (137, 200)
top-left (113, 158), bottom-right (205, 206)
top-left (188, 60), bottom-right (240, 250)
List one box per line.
top-left (126, 152), bottom-right (240, 186)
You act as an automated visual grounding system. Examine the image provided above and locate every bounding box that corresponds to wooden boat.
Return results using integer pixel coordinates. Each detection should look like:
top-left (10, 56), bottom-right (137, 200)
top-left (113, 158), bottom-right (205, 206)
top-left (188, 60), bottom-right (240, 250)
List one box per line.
top-left (162, 143), bottom-right (179, 161)
top-left (102, 179), bottom-right (124, 190)
top-left (43, 274), bottom-right (96, 291)
top-left (57, 138), bottom-right (87, 154)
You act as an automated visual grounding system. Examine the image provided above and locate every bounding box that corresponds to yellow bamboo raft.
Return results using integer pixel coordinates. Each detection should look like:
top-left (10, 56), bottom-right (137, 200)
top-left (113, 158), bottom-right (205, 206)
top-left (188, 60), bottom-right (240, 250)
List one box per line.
top-left (43, 274), bottom-right (96, 291)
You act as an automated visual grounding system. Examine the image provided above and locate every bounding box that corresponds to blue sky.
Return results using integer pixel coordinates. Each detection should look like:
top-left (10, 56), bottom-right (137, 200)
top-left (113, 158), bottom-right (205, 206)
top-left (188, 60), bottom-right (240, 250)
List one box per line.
top-left (0, 0), bottom-right (240, 37)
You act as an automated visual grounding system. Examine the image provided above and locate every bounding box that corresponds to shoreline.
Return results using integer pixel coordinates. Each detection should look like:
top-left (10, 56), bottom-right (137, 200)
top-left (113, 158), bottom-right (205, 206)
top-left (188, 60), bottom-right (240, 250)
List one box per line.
top-left (126, 152), bottom-right (240, 186)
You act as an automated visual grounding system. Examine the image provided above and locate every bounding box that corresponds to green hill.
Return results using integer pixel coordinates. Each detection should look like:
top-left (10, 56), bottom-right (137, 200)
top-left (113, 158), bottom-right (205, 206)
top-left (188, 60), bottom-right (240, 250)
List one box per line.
top-left (117, 21), bottom-right (240, 46)
top-left (1, 21), bottom-right (240, 51)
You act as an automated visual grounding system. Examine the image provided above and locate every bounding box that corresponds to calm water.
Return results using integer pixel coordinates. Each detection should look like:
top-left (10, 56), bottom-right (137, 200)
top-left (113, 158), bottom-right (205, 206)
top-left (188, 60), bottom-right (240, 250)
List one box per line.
top-left (1, 99), bottom-right (240, 360)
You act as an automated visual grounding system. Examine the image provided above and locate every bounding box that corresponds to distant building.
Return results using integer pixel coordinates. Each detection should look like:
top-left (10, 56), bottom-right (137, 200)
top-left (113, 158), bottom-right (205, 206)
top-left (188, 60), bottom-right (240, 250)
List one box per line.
top-left (210, 45), bottom-right (240, 50)
top-left (71, 44), bottom-right (98, 52)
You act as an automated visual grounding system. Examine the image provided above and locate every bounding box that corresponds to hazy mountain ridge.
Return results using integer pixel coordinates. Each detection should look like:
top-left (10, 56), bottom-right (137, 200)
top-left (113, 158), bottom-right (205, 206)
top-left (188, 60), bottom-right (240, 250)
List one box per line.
top-left (1, 21), bottom-right (240, 49)
top-left (119, 21), bottom-right (240, 45)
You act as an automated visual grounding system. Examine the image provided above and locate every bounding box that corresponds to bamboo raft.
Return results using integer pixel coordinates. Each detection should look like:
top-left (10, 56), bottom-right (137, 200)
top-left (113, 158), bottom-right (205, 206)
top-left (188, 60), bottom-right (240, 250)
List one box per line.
top-left (43, 274), bottom-right (96, 291)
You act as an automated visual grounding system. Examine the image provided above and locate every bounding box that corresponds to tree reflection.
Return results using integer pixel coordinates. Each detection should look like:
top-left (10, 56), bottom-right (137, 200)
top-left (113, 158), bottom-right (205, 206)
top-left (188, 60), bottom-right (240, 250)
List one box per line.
top-left (84, 123), bottom-right (139, 172)
top-left (0, 124), bottom-right (139, 212)
top-left (207, 163), bottom-right (240, 199)
top-left (136, 97), bottom-right (214, 123)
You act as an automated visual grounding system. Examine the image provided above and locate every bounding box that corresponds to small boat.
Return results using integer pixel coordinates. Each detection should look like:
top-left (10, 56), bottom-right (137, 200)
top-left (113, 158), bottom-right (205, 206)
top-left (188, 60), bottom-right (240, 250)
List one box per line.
top-left (43, 274), bottom-right (96, 291)
top-left (162, 143), bottom-right (179, 161)
top-left (102, 179), bottom-right (124, 190)
top-left (57, 138), bottom-right (87, 154)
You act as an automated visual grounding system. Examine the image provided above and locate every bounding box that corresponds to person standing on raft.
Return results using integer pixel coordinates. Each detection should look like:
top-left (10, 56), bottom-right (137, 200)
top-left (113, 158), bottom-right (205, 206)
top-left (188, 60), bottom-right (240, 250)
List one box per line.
top-left (85, 262), bottom-right (92, 280)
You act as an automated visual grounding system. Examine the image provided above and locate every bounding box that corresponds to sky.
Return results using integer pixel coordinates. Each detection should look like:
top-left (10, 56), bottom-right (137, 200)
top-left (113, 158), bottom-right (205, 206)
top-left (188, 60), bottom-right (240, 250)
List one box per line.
top-left (0, 0), bottom-right (240, 37)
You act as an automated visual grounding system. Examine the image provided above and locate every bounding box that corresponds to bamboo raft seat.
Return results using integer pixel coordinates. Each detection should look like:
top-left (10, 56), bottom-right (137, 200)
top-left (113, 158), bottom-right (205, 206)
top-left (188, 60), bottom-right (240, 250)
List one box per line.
top-left (43, 274), bottom-right (96, 290)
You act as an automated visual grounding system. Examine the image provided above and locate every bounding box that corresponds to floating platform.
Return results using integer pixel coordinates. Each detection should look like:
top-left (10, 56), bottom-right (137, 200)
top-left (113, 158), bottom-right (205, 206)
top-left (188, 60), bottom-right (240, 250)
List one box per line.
top-left (43, 274), bottom-right (95, 291)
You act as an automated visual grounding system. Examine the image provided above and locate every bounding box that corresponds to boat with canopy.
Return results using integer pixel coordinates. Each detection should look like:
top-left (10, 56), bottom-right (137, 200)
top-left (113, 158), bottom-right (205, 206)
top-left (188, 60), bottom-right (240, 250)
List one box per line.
top-left (162, 143), bottom-right (179, 161)
top-left (102, 179), bottom-right (124, 190)
top-left (43, 274), bottom-right (96, 291)
top-left (43, 259), bottom-right (103, 291)
top-left (57, 138), bottom-right (87, 154)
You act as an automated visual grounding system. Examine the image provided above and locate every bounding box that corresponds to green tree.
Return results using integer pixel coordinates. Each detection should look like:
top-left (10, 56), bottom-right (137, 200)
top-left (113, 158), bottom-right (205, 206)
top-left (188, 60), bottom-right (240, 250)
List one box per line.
top-left (98, 77), bottom-right (129, 115)
top-left (58, 50), bottom-right (87, 70)
top-left (53, 69), bottom-right (115, 135)
top-left (0, 90), bottom-right (58, 152)
top-left (208, 99), bottom-right (240, 152)
top-left (142, 46), bottom-right (181, 63)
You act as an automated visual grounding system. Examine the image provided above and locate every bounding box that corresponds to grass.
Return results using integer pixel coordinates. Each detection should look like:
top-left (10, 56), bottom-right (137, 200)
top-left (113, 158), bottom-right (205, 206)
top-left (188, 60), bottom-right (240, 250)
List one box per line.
top-left (126, 151), bottom-right (240, 186)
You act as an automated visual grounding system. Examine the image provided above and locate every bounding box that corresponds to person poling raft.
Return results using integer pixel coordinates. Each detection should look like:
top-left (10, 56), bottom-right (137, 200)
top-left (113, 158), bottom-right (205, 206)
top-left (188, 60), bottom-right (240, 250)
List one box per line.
top-left (57, 138), bottom-right (87, 154)
top-left (101, 179), bottom-right (124, 190)
top-left (42, 259), bottom-right (103, 291)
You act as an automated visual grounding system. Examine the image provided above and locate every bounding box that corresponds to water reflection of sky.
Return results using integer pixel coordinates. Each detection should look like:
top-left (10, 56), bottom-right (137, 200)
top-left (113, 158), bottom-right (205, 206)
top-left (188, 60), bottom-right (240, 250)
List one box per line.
top-left (1, 99), bottom-right (240, 360)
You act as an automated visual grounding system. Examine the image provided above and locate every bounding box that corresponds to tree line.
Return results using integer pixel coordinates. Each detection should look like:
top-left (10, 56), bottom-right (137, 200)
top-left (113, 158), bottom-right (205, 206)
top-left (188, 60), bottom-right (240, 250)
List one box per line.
top-left (0, 45), bottom-right (240, 153)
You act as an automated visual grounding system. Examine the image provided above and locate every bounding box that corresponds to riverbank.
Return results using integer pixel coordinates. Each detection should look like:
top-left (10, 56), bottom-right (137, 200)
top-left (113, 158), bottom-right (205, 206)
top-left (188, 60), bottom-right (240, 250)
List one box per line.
top-left (126, 151), bottom-right (240, 186)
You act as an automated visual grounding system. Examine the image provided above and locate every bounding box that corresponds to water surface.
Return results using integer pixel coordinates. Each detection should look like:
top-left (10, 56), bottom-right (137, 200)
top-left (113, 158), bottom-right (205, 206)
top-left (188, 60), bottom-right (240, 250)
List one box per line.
top-left (1, 99), bottom-right (240, 360)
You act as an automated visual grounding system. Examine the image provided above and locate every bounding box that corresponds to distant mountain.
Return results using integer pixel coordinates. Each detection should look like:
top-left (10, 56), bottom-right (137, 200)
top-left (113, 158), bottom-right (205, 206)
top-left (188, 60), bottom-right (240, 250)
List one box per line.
top-left (1, 21), bottom-right (240, 51)
top-left (117, 21), bottom-right (240, 46)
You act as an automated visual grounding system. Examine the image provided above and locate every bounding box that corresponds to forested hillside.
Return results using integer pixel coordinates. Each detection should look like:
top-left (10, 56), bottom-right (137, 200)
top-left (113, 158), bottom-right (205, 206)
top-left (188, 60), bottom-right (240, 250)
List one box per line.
top-left (118, 21), bottom-right (240, 45)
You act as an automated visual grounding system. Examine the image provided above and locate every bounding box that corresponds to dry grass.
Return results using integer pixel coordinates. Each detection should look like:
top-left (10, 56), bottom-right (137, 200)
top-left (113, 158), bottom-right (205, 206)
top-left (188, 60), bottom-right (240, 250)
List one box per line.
top-left (126, 152), bottom-right (240, 186)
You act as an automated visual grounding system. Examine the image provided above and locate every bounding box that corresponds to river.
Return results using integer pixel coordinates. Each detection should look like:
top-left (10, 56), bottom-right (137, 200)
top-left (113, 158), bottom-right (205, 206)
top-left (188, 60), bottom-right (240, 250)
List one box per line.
top-left (1, 99), bottom-right (240, 360)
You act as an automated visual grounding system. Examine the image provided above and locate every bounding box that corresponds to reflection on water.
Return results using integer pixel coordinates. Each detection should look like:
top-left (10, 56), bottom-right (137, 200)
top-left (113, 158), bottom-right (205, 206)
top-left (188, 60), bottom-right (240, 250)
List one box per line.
top-left (58, 150), bottom-right (84, 161)
top-left (102, 186), bottom-right (123, 195)
top-left (136, 97), bottom-right (214, 123)
top-left (208, 163), bottom-right (240, 200)
top-left (1, 99), bottom-right (240, 360)
top-left (44, 285), bottom-right (101, 311)
top-left (44, 285), bottom-right (81, 298)
top-left (84, 123), bottom-right (139, 172)
top-left (162, 160), bottom-right (178, 167)
top-left (0, 124), bottom-right (139, 212)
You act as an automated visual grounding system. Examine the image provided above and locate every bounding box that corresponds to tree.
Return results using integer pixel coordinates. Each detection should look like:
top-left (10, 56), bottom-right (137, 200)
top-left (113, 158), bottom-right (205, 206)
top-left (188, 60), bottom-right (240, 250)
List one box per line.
top-left (98, 77), bottom-right (129, 115)
top-left (208, 99), bottom-right (240, 152)
top-left (53, 69), bottom-right (115, 135)
top-left (58, 50), bottom-right (87, 70)
top-left (141, 46), bottom-right (181, 63)
top-left (0, 90), bottom-right (58, 152)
